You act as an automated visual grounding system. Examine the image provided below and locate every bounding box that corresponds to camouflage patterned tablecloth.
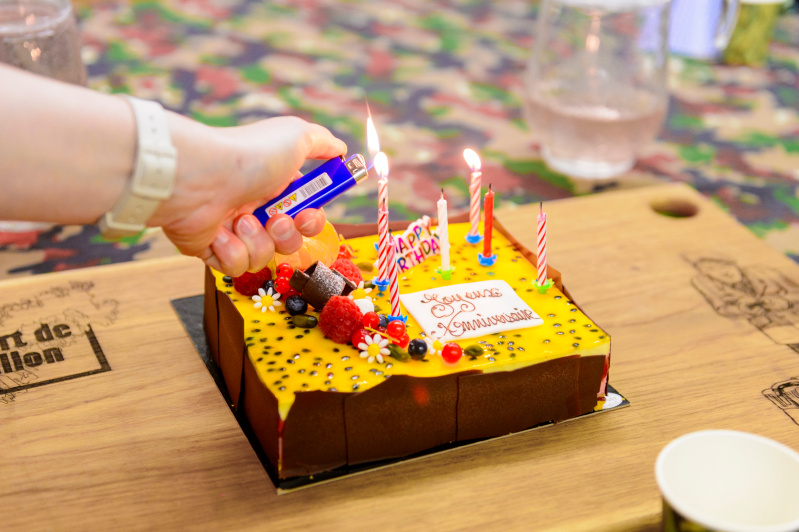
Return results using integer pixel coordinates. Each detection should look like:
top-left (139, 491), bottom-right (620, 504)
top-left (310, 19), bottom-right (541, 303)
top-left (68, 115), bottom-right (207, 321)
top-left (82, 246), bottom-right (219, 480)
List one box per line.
top-left (1, 1), bottom-right (798, 277)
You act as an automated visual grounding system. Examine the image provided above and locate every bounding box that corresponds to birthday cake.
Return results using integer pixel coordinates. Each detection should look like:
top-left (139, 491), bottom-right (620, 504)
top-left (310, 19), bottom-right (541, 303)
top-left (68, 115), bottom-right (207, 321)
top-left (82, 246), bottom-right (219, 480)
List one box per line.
top-left (203, 219), bottom-right (611, 481)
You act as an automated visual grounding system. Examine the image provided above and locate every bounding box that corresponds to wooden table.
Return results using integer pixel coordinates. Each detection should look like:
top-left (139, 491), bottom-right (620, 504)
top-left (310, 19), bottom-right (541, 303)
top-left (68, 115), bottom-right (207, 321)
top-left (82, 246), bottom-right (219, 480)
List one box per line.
top-left (2, 183), bottom-right (798, 531)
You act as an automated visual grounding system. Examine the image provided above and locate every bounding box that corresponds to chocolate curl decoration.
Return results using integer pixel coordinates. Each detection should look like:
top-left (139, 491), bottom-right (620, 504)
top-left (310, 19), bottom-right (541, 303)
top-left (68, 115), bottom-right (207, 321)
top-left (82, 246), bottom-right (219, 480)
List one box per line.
top-left (289, 261), bottom-right (356, 310)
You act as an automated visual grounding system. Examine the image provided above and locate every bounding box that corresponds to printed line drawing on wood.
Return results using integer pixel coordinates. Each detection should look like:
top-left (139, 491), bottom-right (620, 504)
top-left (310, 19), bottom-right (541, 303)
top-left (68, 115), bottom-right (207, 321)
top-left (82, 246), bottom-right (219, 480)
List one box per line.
top-left (685, 254), bottom-right (799, 353)
top-left (763, 377), bottom-right (799, 427)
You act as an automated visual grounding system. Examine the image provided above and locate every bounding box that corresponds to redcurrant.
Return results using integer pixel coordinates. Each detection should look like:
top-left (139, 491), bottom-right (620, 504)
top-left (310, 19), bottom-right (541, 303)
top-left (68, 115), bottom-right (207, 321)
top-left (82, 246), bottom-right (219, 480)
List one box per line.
top-left (441, 343), bottom-right (463, 364)
top-left (362, 311), bottom-right (380, 330)
top-left (386, 320), bottom-right (406, 338)
top-left (283, 288), bottom-right (300, 299)
top-left (276, 263), bottom-right (294, 278)
top-left (394, 332), bottom-right (410, 349)
top-left (351, 329), bottom-right (370, 348)
top-left (274, 277), bottom-right (292, 294)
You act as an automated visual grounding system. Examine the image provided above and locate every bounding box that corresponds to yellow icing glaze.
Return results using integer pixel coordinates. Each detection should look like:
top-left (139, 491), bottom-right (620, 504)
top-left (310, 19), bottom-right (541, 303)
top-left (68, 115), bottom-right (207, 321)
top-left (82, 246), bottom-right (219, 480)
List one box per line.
top-left (213, 222), bottom-right (611, 419)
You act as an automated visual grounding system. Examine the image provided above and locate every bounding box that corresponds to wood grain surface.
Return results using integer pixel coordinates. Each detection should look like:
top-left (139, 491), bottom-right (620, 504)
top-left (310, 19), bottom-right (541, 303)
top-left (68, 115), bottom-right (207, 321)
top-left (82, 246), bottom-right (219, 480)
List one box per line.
top-left (2, 183), bottom-right (798, 531)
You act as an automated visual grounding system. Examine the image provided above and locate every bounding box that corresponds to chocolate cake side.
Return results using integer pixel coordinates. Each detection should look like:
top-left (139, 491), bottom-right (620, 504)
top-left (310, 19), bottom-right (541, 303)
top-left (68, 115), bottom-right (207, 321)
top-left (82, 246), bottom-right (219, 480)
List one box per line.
top-left (456, 355), bottom-right (582, 441)
top-left (344, 372), bottom-right (476, 466)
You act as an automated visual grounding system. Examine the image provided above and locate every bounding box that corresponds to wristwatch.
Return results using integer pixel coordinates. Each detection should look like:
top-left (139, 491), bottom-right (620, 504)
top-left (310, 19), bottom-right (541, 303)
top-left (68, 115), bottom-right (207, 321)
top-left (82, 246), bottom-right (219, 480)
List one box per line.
top-left (98, 95), bottom-right (177, 240)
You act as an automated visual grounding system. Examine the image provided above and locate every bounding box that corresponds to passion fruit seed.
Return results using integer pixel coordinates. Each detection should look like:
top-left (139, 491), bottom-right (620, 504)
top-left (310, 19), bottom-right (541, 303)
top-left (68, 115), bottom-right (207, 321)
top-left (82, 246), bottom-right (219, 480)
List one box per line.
top-left (357, 262), bottom-right (375, 273)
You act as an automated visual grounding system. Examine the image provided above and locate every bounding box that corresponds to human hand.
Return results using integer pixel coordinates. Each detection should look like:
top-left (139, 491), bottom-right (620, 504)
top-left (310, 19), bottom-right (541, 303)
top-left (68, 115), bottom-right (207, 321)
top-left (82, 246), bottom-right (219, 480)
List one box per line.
top-left (150, 116), bottom-right (347, 277)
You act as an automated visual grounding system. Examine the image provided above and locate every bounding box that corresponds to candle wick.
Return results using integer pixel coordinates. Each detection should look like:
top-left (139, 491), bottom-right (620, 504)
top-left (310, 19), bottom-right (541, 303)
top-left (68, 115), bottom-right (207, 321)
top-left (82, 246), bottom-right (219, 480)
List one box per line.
top-left (440, 188), bottom-right (444, 199)
top-left (540, 201), bottom-right (543, 215)
top-left (489, 183), bottom-right (492, 191)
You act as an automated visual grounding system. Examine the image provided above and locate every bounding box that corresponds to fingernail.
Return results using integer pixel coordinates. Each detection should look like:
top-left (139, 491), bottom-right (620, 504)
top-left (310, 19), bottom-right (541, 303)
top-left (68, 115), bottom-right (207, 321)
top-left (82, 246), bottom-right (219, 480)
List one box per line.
top-left (238, 216), bottom-right (258, 237)
top-left (299, 218), bottom-right (319, 234)
top-left (270, 218), bottom-right (294, 240)
top-left (213, 231), bottom-right (229, 246)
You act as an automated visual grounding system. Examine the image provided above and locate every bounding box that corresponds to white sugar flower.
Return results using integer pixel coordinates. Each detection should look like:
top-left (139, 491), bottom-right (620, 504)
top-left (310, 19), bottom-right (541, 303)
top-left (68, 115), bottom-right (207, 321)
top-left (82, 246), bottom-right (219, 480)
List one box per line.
top-left (348, 280), bottom-right (373, 302)
top-left (425, 334), bottom-right (444, 356)
top-left (358, 333), bottom-right (390, 364)
top-left (252, 287), bottom-right (282, 313)
top-left (353, 298), bottom-right (375, 315)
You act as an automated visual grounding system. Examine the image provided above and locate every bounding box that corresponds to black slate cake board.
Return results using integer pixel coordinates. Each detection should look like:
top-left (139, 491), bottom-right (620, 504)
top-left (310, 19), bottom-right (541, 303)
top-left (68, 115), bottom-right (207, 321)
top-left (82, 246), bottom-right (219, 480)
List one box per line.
top-left (172, 294), bottom-right (629, 493)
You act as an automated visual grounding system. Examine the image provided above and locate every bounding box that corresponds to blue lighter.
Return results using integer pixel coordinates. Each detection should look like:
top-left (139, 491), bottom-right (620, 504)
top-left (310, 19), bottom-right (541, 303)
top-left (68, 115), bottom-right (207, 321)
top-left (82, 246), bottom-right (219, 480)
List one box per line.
top-left (252, 154), bottom-right (369, 225)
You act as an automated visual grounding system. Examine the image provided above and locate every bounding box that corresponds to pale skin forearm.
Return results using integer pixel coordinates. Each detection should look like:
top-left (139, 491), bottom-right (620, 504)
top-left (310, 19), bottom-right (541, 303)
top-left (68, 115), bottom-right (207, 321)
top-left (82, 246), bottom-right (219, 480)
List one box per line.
top-left (0, 63), bottom-right (135, 223)
top-left (0, 64), bottom-right (348, 277)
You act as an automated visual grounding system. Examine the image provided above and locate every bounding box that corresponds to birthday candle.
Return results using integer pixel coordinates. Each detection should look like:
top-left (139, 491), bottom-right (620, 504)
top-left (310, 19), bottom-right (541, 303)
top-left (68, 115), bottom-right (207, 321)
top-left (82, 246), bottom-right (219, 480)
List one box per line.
top-left (482, 184), bottom-right (494, 258)
top-left (437, 189), bottom-right (451, 271)
top-left (374, 152), bottom-right (389, 282)
top-left (463, 149), bottom-right (482, 239)
top-left (537, 202), bottom-right (548, 286)
top-left (387, 233), bottom-right (401, 316)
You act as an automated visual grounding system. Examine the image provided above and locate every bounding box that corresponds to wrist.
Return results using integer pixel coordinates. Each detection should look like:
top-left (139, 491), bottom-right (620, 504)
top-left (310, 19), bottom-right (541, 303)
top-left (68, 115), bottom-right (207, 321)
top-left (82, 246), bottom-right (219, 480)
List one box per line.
top-left (146, 112), bottom-right (234, 228)
top-left (98, 95), bottom-right (178, 240)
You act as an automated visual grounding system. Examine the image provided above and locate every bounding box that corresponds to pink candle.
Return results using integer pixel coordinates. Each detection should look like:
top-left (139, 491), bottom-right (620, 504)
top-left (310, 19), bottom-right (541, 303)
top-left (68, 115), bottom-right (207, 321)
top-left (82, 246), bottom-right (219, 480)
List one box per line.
top-left (482, 185), bottom-right (494, 258)
top-left (463, 149), bottom-right (482, 238)
top-left (387, 233), bottom-right (401, 316)
top-left (537, 202), bottom-right (548, 286)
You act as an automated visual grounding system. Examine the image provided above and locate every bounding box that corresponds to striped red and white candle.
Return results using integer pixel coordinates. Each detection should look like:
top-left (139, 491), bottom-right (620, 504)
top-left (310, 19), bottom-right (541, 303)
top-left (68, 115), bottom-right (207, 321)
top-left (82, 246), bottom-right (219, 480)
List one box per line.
top-left (463, 149), bottom-right (482, 238)
top-left (374, 152), bottom-right (389, 282)
top-left (536, 202), bottom-right (548, 286)
top-left (387, 233), bottom-right (401, 316)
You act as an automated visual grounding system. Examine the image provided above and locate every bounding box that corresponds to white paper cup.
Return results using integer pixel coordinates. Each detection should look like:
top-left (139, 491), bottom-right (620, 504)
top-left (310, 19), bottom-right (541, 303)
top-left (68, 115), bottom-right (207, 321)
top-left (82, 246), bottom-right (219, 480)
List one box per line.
top-left (655, 430), bottom-right (799, 532)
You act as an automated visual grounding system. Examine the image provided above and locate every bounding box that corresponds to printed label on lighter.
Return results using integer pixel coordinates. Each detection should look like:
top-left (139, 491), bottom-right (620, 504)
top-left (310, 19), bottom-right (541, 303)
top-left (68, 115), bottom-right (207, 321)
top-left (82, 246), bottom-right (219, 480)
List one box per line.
top-left (265, 172), bottom-right (333, 217)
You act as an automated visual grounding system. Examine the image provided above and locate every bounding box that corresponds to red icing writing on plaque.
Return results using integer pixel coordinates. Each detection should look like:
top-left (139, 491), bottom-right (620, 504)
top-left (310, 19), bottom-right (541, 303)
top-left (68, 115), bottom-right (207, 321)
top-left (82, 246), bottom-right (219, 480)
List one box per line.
top-left (400, 280), bottom-right (543, 342)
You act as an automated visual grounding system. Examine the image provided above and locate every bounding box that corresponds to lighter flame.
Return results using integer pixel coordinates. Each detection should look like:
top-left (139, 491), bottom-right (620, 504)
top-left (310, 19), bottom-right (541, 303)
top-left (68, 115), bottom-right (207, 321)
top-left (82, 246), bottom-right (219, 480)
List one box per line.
top-left (374, 152), bottom-right (389, 180)
top-left (366, 115), bottom-right (380, 161)
top-left (463, 148), bottom-right (481, 172)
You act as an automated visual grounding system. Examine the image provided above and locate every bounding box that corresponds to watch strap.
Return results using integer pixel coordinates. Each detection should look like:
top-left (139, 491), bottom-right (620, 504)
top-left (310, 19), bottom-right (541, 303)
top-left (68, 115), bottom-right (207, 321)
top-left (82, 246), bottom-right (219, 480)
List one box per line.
top-left (98, 95), bottom-right (177, 240)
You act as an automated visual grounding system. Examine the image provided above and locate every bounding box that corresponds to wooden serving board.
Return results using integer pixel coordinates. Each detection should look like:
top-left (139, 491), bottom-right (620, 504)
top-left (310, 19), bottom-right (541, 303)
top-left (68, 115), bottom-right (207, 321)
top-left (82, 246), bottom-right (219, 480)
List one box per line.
top-left (2, 183), bottom-right (798, 531)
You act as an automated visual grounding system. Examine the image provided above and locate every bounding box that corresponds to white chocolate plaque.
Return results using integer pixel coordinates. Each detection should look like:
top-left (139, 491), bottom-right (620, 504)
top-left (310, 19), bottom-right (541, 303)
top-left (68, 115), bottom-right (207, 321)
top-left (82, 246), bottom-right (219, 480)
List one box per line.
top-left (399, 280), bottom-right (543, 342)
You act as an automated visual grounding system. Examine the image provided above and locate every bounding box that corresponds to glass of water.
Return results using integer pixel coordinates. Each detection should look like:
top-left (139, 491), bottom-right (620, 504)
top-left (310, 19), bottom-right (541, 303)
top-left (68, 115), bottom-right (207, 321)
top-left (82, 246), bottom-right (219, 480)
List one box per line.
top-left (0, 0), bottom-right (85, 84)
top-left (525, 0), bottom-right (670, 179)
top-left (0, 0), bottom-right (85, 232)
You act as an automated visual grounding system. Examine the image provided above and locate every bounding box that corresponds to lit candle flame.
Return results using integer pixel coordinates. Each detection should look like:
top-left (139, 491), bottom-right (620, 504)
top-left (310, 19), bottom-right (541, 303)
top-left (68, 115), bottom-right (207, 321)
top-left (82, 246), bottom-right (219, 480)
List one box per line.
top-left (463, 148), bottom-right (481, 173)
top-left (374, 152), bottom-right (389, 180)
top-left (366, 108), bottom-right (380, 162)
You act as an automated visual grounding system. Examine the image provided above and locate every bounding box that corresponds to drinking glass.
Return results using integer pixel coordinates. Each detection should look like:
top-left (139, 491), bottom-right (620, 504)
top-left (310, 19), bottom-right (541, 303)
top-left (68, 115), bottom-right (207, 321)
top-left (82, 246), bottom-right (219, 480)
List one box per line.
top-left (524, 0), bottom-right (670, 179)
top-left (0, 0), bottom-right (85, 232)
top-left (0, 0), bottom-right (85, 84)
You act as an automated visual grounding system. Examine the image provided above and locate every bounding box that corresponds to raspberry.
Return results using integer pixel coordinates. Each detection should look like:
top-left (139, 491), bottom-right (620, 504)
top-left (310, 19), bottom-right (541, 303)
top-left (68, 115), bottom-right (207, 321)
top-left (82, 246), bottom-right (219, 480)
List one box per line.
top-left (319, 296), bottom-right (364, 344)
top-left (232, 266), bottom-right (273, 297)
top-left (331, 258), bottom-right (363, 285)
